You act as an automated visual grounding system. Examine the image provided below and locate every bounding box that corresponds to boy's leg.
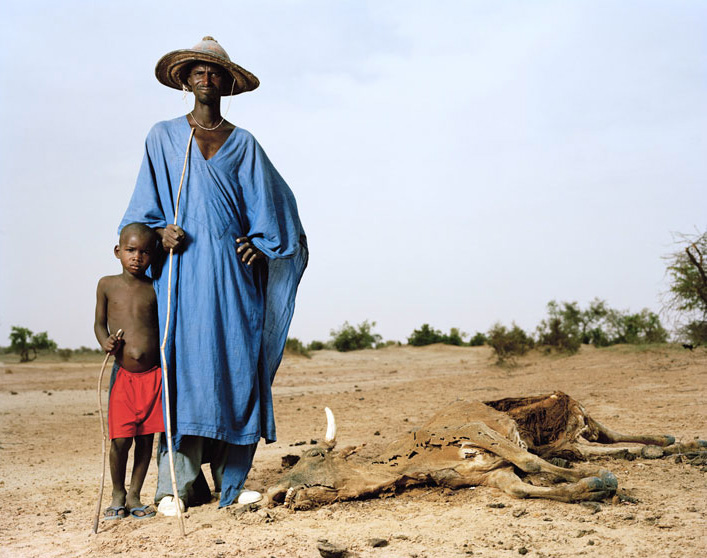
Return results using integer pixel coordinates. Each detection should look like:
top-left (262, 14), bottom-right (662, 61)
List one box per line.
top-left (108, 437), bottom-right (133, 514)
top-left (125, 434), bottom-right (155, 516)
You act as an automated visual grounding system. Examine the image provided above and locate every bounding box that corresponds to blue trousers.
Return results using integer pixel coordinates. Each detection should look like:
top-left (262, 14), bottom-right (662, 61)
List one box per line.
top-left (155, 435), bottom-right (257, 508)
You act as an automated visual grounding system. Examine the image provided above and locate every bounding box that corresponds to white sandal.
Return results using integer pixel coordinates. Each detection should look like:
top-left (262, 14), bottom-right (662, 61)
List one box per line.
top-left (237, 490), bottom-right (263, 505)
top-left (157, 495), bottom-right (186, 516)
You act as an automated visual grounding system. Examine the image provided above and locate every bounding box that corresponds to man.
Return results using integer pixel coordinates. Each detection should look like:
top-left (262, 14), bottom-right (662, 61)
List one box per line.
top-left (120, 36), bottom-right (307, 511)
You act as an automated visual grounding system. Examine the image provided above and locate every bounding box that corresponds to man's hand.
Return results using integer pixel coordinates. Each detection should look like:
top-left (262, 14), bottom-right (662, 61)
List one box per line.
top-left (236, 237), bottom-right (265, 266)
top-left (102, 333), bottom-right (124, 355)
top-left (158, 225), bottom-right (187, 252)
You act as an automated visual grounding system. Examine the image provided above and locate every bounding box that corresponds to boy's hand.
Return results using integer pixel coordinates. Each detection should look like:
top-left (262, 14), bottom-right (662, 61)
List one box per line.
top-left (236, 237), bottom-right (265, 266)
top-left (102, 334), bottom-right (124, 355)
top-left (159, 224), bottom-right (187, 252)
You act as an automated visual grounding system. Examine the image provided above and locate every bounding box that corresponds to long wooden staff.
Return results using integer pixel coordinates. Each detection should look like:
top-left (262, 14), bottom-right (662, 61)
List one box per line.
top-left (92, 328), bottom-right (124, 534)
top-left (160, 127), bottom-right (196, 536)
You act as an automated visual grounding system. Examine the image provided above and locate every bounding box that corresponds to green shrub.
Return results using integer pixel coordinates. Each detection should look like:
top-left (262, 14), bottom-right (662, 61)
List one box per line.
top-left (407, 324), bottom-right (467, 346)
top-left (605, 308), bottom-right (668, 344)
top-left (285, 337), bottom-right (310, 358)
top-left (468, 332), bottom-right (487, 346)
top-left (57, 348), bottom-right (72, 361)
top-left (536, 301), bottom-right (582, 354)
top-left (445, 327), bottom-right (466, 346)
top-left (486, 322), bottom-right (534, 363)
top-left (681, 320), bottom-right (707, 345)
top-left (330, 320), bottom-right (382, 352)
top-left (307, 340), bottom-right (327, 351)
top-left (407, 324), bottom-right (444, 346)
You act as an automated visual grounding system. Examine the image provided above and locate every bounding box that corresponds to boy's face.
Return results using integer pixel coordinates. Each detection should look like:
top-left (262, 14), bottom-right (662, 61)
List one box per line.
top-left (114, 233), bottom-right (154, 276)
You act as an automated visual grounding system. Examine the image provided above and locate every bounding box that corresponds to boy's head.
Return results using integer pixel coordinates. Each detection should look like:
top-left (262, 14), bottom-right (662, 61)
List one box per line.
top-left (115, 223), bottom-right (157, 276)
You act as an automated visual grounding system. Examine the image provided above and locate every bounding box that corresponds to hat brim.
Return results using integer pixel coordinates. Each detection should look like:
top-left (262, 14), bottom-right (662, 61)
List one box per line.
top-left (155, 49), bottom-right (259, 96)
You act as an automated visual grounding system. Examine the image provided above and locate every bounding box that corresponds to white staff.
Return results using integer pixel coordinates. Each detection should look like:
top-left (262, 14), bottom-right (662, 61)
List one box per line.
top-left (159, 127), bottom-right (196, 536)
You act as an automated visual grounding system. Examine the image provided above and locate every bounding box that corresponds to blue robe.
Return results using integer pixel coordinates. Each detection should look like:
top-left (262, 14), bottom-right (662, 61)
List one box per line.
top-left (120, 116), bottom-right (307, 448)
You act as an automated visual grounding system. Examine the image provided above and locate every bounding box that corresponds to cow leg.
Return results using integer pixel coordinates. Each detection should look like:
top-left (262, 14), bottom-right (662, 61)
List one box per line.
top-left (464, 422), bottom-right (617, 487)
top-left (484, 467), bottom-right (613, 503)
top-left (575, 444), bottom-right (641, 459)
top-left (662, 439), bottom-right (707, 455)
top-left (585, 417), bottom-right (675, 447)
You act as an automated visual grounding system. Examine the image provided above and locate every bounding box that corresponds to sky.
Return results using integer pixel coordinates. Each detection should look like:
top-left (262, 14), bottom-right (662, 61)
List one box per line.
top-left (0, 0), bottom-right (705, 348)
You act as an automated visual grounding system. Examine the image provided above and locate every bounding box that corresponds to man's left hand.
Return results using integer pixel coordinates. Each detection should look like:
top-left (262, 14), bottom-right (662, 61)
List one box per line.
top-left (236, 237), bottom-right (265, 266)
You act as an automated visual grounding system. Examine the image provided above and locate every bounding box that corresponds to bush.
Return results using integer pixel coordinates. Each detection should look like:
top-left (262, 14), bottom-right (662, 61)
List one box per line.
top-left (57, 348), bottom-right (72, 361)
top-left (605, 308), bottom-right (668, 344)
top-left (536, 301), bottom-right (582, 354)
top-left (468, 332), bottom-right (487, 346)
top-left (445, 327), bottom-right (466, 346)
top-left (407, 324), bottom-right (444, 346)
top-left (285, 337), bottom-right (310, 358)
top-left (307, 340), bottom-right (327, 351)
top-left (330, 320), bottom-right (382, 352)
top-left (535, 299), bottom-right (668, 351)
top-left (486, 322), bottom-right (534, 363)
top-left (407, 324), bottom-right (467, 346)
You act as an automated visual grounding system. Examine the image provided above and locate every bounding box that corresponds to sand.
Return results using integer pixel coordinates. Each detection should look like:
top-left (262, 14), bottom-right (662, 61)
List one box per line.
top-left (0, 344), bottom-right (705, 558)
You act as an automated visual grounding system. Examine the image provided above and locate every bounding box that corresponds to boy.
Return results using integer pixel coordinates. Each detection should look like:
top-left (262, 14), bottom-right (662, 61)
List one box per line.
top-left (94, 222), bottom-right (163, 520)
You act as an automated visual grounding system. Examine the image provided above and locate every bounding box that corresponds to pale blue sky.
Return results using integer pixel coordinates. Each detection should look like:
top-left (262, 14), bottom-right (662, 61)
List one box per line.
top-left (1, 0), bottom-right (705, 348)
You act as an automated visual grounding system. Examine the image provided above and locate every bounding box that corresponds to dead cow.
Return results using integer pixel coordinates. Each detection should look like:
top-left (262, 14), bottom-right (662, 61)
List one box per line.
top-left (268, 392), bottom-right (704, 509)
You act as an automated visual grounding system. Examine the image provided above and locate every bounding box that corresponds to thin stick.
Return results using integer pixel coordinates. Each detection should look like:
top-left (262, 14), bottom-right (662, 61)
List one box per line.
top-left (92, 329), bottom-right (124, 534)
top-left (159, 126), bottom-right (195, 536)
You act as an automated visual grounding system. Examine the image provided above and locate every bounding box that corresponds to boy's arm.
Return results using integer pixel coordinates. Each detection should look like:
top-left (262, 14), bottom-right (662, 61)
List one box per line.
top-left (94, 278), bottom-right (122, 355)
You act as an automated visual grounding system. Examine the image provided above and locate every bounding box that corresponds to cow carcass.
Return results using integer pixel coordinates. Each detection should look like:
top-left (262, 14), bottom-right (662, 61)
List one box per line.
top-left (268, 391), bottom-right (704, 510)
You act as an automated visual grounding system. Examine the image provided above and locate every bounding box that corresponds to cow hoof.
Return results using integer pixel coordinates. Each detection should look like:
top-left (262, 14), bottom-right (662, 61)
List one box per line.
top-left (572, 476), bottom-right (613, 502)
top-left (597, 470), bottom-right (618, 491)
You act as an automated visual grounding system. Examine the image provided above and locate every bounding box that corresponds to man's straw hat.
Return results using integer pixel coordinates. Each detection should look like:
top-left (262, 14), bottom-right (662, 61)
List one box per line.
top-left (155, 36), bottom-right (259, 96)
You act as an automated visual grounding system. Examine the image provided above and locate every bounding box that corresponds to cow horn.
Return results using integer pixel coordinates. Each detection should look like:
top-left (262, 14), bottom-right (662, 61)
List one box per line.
top-left (325, 407), bottom-right (337, 442)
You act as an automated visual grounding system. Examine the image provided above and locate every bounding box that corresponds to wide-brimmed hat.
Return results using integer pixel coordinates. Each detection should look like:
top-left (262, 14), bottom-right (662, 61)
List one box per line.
top-left (155, 36), bottom-right (259, 96)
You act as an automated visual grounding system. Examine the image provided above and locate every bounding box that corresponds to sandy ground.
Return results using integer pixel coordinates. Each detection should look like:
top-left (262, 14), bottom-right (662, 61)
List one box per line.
top-left (0, 344), bottom-right (705, 558)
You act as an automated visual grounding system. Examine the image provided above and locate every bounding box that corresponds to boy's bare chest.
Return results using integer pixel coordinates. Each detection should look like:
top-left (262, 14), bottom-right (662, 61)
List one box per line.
top-left (107, 283), bottom-right (157, 324)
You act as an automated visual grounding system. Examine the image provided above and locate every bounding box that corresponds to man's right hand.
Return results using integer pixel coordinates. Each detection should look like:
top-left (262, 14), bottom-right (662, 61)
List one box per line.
top-left (102, 334), bottom-right (124, 355)
top-left (157, 224), bottom-right (187, 252)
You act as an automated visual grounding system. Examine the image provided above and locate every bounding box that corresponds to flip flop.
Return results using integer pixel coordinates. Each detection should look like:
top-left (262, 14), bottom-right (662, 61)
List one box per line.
top-left (129, 504), bottom-right (156, 519)
top-left (104, 506), bottom-right (127, 520)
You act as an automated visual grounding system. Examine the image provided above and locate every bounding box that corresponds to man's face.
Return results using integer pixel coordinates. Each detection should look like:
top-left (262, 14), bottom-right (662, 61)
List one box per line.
top-left (186, 63), bottom-right (226, 103)
top-left (115, 233), bottom-right (154, 277)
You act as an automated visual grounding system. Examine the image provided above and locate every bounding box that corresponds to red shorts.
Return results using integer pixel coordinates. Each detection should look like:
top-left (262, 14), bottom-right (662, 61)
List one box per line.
top-left (109, 365), bottom-right (165, 439)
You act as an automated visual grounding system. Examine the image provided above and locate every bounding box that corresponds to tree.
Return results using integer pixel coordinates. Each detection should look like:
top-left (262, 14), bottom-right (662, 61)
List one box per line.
top-left (330, 320), bottom-right (382, 352)
top-left (663, 230), bottom-right (707, 344)
top-left (9, 326), bottom-right (58, 362)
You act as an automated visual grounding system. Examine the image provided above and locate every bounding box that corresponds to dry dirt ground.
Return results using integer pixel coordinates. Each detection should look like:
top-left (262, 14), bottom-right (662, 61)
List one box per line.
top-left (1, 344), bottom-right (705, 558)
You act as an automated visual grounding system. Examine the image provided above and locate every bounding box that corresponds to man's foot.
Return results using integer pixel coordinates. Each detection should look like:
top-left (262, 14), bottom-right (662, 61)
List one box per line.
top-left (237, 490), bottom-right (263, 505)
top-left (104, 506), bottom-right (127, 520)
top-left (129, 504), bottom-right (157, 519)
top-left (157, 496), bottom-right (186, 517)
